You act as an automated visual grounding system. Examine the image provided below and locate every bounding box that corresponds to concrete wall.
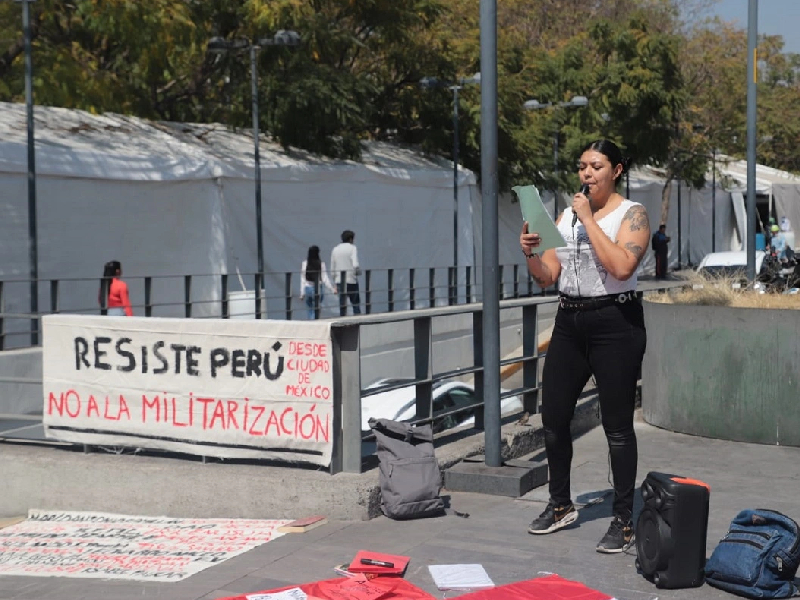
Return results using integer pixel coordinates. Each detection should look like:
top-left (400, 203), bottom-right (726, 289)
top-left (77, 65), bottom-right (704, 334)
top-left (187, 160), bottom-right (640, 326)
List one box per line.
top-left (0, 347), bottom-right (42, 414)
top-left (0, 393), bottom-right (599, 520)
top-left (642, 300), bottom-right (800, 446)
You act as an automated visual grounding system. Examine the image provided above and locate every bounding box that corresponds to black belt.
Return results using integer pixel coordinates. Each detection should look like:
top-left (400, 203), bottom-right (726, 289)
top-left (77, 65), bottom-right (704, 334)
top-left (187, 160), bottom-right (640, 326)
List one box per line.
top-left (559, 291), bottom-right (639, 311)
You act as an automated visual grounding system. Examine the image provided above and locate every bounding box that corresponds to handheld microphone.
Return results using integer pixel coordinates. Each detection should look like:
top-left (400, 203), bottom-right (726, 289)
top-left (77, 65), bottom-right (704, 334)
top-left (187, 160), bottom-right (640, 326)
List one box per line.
top-left (572, 184), bottom-right (590, 227)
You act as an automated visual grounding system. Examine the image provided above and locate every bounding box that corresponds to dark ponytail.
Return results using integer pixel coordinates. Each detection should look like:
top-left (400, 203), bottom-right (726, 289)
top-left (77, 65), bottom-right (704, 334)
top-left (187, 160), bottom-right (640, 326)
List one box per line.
top-left (99, 260), bottom-right (121, 303)
top-left (305, 246), bottom-right (321, 284)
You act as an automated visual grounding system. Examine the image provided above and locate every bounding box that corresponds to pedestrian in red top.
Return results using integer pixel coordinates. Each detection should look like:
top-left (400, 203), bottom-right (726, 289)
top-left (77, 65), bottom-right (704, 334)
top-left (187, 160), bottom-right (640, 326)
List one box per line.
top-left (99, 260), bottom-right (132, 316)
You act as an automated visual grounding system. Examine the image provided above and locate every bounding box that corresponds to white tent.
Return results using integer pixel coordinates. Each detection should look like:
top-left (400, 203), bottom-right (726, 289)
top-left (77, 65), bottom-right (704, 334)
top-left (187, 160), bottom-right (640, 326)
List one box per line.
top-left (2, 101), bottom-right (798, 339)
top-left (0, 102), bottom-right (478, 340)
top-left (717, 157), bottom-right (800, 251)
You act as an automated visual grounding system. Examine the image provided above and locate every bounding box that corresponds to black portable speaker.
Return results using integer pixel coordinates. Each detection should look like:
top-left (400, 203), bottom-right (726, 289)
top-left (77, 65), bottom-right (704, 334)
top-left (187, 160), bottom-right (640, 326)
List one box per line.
top-left (635, 471), bottom-right (710, 589)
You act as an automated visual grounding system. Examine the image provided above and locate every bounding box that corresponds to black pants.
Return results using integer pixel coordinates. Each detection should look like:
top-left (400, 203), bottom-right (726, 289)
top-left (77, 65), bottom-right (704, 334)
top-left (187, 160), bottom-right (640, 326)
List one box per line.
top-left (337, 282), bottom-right (361, 316)
top-left (541, 301), bottom-right (646, 520)
top-left (655, 250), bottom-right (668, 278)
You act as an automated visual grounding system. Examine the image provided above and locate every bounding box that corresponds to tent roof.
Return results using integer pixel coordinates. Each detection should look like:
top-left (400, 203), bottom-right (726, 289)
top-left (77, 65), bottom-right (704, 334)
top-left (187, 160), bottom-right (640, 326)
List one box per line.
top-left (712, 155), bottom-right (800, 194)
top-left (629, 155), bottom-right (800, 195)
top-left (0, 102), bottom-right (475, 184)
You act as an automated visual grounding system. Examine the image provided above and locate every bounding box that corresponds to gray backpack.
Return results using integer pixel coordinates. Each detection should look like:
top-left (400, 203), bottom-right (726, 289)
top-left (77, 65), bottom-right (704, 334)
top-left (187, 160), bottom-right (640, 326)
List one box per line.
top-left (369, 418), bottom-right (446, 520)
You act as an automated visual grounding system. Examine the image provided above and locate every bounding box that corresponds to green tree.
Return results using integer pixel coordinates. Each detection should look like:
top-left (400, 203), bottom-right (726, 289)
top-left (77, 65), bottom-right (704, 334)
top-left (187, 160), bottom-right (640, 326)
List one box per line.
top-left (2, 0), bottom-right (799, 185)
top-left (226, 0), bottom-right (451, 158)
top-left (752, 35), bottom-right (800, 174)
top-left (0, 0), bottom-right (237, 120)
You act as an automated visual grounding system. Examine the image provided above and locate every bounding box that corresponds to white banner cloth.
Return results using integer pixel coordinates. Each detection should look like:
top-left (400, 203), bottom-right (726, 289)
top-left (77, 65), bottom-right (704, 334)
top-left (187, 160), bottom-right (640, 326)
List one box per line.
top-left (42, 315), bottom-right (334, 466)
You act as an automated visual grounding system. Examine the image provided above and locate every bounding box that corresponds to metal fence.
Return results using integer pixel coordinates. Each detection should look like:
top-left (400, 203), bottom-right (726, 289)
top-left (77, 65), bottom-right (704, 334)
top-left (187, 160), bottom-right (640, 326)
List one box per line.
top-left (330, 283), bottom-right (681, 474)
top-left (0, 281), bottom-right (681, 472)
top-left (329, 296), bottom-right (549, 473)
top-left (0, 264), bottom-right (553, 350)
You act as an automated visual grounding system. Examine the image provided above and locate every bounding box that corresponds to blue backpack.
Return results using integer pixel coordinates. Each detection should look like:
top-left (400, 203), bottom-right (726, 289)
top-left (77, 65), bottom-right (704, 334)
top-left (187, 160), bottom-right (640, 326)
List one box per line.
top-left (705, 509), bottom-right (800, 599)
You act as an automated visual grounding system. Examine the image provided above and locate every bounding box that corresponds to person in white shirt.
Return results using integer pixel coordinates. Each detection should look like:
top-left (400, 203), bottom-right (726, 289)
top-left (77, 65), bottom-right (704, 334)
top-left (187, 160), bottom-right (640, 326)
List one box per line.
top-left (300, 245), bottom-right (336, 320)
top-left (520, 139), bottom-right (650, 554)
top-left (330, 230), bottom-right (362, 316)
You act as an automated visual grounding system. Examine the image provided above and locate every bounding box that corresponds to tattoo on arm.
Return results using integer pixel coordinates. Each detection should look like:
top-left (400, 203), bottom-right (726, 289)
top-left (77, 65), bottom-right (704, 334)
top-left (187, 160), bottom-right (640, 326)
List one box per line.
top-left (527, 257), bottom-right (551, 287)
top-left (623, 205), bottom-right (649, 231)
top-left (624, 242), bottom-right (645, 258)
top-left (531, 273), bottom-right (547, 286)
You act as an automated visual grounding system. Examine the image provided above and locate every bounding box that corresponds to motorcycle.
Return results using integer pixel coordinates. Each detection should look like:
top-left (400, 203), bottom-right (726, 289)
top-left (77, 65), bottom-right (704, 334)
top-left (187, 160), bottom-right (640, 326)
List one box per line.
top-left (755, 247), bottom-right (799, 294)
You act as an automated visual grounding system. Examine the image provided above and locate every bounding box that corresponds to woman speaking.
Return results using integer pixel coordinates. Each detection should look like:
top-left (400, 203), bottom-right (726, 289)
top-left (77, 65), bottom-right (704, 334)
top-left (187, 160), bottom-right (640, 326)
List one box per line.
top-left (520, 139), bottom-right (650, 554)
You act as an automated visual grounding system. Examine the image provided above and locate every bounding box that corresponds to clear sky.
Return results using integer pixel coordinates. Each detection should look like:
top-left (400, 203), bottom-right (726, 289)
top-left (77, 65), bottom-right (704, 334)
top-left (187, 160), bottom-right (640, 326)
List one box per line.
top-left (701, 0), bottom-right (800, 54)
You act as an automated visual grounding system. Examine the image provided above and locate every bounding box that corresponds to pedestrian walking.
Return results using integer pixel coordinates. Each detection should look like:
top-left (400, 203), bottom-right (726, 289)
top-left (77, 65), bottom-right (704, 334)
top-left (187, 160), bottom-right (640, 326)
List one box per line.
top-left (299, 245), bottom-right (336, 319)
top-left (330, 230), bottom-right (362, 316)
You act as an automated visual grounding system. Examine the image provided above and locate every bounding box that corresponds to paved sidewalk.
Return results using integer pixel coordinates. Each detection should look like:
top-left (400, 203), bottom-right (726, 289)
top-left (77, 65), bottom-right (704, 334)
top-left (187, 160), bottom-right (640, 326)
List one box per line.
top-left (1, 410), bottom-right (798, 600)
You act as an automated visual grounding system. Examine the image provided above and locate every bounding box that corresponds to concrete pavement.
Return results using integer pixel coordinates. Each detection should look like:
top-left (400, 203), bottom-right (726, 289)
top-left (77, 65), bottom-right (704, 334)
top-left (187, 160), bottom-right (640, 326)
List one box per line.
top-left (1, 409), bottom-right (798, 600)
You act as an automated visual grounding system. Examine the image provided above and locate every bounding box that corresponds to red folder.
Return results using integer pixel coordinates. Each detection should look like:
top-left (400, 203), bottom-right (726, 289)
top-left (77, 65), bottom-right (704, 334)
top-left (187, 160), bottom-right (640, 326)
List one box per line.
top-left (348, 550), bottom-right (410, 576)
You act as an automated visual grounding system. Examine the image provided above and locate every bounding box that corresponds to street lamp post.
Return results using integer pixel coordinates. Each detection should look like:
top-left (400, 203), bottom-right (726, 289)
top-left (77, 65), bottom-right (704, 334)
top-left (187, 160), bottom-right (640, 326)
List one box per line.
top-left (745, 0), bottom-right (758, 281)
top-left (8, 0), bottom-right (39, 344)
top-left (677, 179), bottom-right (682, 267)
top-left (712, 147), bottom-right (716, 253)
top-left (523, 96), bottom-right (589, 219)
top-left (208, 30), bottom-right (300, 318)
top-left (419, 73), bottom-right (481, 270)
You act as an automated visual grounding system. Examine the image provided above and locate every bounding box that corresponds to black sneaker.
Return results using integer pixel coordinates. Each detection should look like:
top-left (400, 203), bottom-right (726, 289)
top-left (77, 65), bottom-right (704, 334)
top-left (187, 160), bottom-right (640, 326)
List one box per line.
top-left (527, 502), bottom-right (578, 535)
top-left (596, 515), bottom-right (634, 553)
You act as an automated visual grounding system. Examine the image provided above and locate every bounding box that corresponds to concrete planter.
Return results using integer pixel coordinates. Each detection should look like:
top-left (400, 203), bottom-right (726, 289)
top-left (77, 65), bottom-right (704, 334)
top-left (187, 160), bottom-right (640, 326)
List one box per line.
top-left (642, 300), bottom-right (800, 446)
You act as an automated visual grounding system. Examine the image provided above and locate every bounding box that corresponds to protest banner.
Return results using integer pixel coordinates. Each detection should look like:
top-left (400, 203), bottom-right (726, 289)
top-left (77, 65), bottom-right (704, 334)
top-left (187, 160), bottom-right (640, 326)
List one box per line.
top-left (0, 510), bottom-right (290, 581)
top-left (42, 315), bottom-right (334, 466)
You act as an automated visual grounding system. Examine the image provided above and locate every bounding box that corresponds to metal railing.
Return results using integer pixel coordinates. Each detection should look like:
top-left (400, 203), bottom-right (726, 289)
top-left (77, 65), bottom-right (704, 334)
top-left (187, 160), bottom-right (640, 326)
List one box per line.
top-left (329, 295), bottom-right (549, 473)
top-left (0, 264), bottom-right (554, 350)
top-left (328, 282), bottom-right (683, 474)
top-left (0, 281), bottom-right (684, 472)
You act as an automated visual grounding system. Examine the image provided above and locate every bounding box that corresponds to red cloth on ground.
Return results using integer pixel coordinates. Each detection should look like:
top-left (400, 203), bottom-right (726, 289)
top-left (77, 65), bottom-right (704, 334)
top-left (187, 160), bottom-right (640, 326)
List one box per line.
top-left (456, 574), bottom-right (614, 600)
top-left (216, 576), bottom-right (435, 600)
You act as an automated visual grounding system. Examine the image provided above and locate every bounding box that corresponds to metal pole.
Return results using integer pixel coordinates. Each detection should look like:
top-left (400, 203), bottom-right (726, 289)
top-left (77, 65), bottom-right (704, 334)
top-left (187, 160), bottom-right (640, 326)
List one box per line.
top-left (479, 0), bottom-right (501, 468)
top-left (453, 86), bottom-right (459, 270)
top-left (23, 0), bottom-right (38, 345)
top-left (677, 179), bottom-right (682, 268)
top-left (251, 45), bottom-right (265, 317)
top-left (712, 148), bottom-right (716, 252)
top-left (746, 0), bottom-right (758, 281)
top-left (687, 187), bottom-right (692, 266)
top-left (552, 129), bottom-right (559, 220)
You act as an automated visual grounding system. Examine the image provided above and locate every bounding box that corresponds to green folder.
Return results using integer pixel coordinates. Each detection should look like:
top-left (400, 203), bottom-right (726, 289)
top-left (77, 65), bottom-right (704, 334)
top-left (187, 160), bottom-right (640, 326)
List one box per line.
top-left (512, 184), bottom-right (567, 253)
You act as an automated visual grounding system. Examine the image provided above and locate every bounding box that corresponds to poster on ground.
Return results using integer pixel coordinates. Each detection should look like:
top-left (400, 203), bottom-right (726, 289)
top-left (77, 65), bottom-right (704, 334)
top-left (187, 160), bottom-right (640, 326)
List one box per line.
top-left (42, 315), bottom-right (334, 466)
top-left (0, 509), bottom-right (290, 581)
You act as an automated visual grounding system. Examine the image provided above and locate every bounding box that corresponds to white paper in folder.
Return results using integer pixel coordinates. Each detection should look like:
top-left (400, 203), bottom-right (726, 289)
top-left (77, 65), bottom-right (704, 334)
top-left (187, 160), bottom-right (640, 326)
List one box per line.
top-left (428, 564), bottom-right (495, 590)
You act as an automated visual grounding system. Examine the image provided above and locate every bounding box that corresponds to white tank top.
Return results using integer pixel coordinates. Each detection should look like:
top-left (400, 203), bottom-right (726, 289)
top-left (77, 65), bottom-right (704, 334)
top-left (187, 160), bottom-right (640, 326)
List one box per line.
top-left (555, 199), bottom-right (640, 297)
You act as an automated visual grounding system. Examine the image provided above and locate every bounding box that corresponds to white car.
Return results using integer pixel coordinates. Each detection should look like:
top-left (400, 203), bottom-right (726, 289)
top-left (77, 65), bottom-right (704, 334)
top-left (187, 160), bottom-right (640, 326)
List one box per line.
top-left (696, 251), bottom-right (766, 280)
top-left (361, 379), bottom-right (523, 433)
top-left (695, 250), bottom-right (770, 290)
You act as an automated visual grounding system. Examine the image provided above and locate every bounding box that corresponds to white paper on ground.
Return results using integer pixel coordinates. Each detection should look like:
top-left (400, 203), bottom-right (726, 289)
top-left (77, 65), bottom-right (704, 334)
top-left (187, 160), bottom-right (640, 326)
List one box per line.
top-left (246, 588), bottom-right (308, 600)
top-left (428, 564), bottom-right (495, 590)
